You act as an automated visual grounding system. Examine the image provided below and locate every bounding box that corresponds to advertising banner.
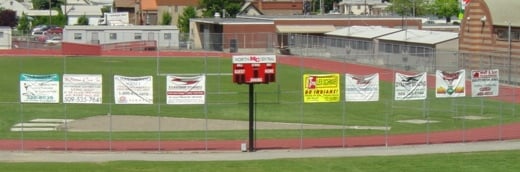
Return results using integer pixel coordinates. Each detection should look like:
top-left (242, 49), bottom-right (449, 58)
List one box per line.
top-left (114, 75), bottom-right (153, 104)
top-left (471, 69), bottom-right (499, 97)
top-left (20, 73), bottom-right (60, 103)
top-left (394, 72), bottom-right (427, 100)
top-left (435, 70), bottom-right (466, 98)
top-left (166, 75), bottom-right (206, 105)
top-left (303, 74), bottom-right (340, 103)
top-left (63, 74), bottom-right (103, 104)
top-left (345, 73), bottom-right (379, 102)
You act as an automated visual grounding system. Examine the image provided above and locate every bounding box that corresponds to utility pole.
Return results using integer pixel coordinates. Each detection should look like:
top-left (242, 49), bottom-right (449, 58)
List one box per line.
top-left (508, 21), bottom-right (512, 84)
top-left (49, 0), bottom-right (52, 25)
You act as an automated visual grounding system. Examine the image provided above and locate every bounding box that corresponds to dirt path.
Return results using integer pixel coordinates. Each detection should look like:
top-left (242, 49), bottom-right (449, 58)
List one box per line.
top-left (65, 115), bottom-right (348, 132)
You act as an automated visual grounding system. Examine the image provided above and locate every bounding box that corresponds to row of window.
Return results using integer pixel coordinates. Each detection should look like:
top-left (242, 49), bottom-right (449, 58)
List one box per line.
top-left (380, 43), bottom-right (434, 57)
top-left (496, 29), bottom-right (520, 41)
top-left (73, 32), bottom-right (173, 41)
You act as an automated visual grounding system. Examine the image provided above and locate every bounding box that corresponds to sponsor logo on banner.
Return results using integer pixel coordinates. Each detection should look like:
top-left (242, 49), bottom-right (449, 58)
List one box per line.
top-left (394, 72), bottom-right (427, 100)
top-left (232, 55), bottom-right (276, 64)
top-left (345, 73), bottom-right (379, 102)
top-left (303, 74), bottom-right (340, 103)
top-left (166, 75), bottom-right (206, 105)
top-left (63, 74), bottom-right (103, 104)
top-left (20, 73), bottom-right (60, 103)
top-left (114, 75), bottom-right (153, 104)
top-left (435, 70), bottom-right (466, 98)
top-left (471, 69), bottom-right (499, 97)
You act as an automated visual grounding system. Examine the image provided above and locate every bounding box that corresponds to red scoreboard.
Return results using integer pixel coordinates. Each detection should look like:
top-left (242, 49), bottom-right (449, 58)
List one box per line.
top-left (232, 55), bottom-right (276, 84)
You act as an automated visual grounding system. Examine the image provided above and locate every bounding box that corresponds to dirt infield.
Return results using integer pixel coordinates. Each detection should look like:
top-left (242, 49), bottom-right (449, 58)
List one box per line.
top-left (65, 115), bottom-right (346, 132)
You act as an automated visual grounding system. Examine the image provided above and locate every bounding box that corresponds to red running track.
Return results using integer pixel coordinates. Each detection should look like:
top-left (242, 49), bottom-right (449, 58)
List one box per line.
top-left (0, 51), bottom-right (519, 151)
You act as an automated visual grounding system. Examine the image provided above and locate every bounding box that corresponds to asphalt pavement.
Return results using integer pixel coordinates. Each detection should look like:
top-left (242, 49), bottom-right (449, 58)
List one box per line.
top-left (1, 140), bottom-right (519, 162)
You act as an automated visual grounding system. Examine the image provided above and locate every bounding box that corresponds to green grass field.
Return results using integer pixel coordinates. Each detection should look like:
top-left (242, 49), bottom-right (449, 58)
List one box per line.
top-left (1, 150), bottom-right (520, 172)
top-left (0, 56), bottom-right (518, 141)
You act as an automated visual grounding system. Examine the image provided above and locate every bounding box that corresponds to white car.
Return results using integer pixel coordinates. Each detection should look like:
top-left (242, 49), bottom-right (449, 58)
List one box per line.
top-left (45, 36), bottom-right (62, 45)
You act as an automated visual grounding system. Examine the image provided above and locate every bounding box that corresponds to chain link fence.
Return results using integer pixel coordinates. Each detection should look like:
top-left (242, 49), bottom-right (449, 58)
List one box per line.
top-left (0, 31), bottom-right (519, 151)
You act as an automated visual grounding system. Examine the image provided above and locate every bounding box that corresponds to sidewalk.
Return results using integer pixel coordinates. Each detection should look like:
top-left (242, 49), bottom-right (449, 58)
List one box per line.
top-left (1, 140), bottom-right (519, 162)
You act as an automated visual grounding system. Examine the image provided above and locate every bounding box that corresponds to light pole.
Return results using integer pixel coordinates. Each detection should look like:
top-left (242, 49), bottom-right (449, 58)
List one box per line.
top-left (508, 21), bottom-right (512, 84)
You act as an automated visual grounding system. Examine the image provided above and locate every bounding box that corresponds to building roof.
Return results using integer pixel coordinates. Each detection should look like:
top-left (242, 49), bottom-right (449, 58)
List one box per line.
top-left (66, 0), bottom-right (89, 5)
top-left (484, 0), bottom-right (520, 27)
top-left (378, 29), bottom-right (459, 45)
top-left (156, 0), bottom-right (198, 6)
top-left (62, 5), bottom-right (104, 16)
top-left (114, 0), bottom-right (136, 8)
top-left (326, 26), bottom-right (401, 39)
top-left (276, 25), bottom-right (336, 33)
top-left (141, 0), bottom-right (157, 11)
top-left (190, 17), bottom-right (273, 25)
top-left (64, 25), bottom-right (178, 30)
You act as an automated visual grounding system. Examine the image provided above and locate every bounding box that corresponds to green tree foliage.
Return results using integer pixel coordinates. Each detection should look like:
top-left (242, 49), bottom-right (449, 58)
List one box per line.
top-left (388, 0), bottom-right (430, 16)
top-left (311, 0), bottom-right (341, 14)
top-left (17, 12), bottom-right (31, 34)
top-left (0, 9), bottom-right (17, 27)
top-left (101, 5), bottom-right (111, 15)
top-left (178, 6), bottom-right (197, 33)
top-left (76, 14), bottom-right (89, 25)
top-left (32, 0), bottom-right (61, 10)
top-left (431, 0), bottom-right (460, 23)
top-left (198, 0), bottom-right (242, 18)
top-left (161, 11), bottom-right (172, 25)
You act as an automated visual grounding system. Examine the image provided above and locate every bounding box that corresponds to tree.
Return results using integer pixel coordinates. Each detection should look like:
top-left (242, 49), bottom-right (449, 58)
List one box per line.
top-left (17, 12), bottom-right (31, 34)
top-left (32, 0), bottom-right (62, 10)
top-left (178, 6), bottom-right (197, 33)
top-left (0, 9), bottom-right (17, 27)
top-left (76, 14), bottom-right (89, 25)
top-left (198, 0), bottom-right (242, 18)
top-left (431, 0), bottom-right (460, 23)
top-left (387, 0), bottom-right (430, 17)
top-left (101, 5), bottom-right (111, 15)
top-left (311, 0), bottom-right (341, 14)
top-left (161, 11), bottom-right (172, 25)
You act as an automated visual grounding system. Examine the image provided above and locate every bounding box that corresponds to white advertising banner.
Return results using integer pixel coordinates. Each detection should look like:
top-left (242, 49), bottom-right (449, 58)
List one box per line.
top-left (166, 75), bottom-right (206, 105)
top-left (114, 75), bottom-right (153, 104)
top-left (20, 73), bottom-right (60, 103)
top-left (63, 74), bottom-right (103, 104)
top-left (435, 70), bottom-right (466, 98)
top-left (471, 69), bottom-right (499, 97)
top-left (394, 72), bottom-right (427, 101)
top-left (345, 73), bottom-right (379, 102)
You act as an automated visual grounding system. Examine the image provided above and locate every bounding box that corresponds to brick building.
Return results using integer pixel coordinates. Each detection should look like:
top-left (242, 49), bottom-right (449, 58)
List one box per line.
top-left (459, 0), bottom-right (520, 83)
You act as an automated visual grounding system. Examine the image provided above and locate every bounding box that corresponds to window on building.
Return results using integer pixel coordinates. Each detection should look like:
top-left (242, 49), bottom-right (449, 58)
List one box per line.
top-left (135, 33), bottom-right (142, 40)
top-left (74, 33), bottom-right (82, 40)
top-left (0, 32), bottom-right (3, 38)
top-left (164, 33), bottom-right (172, 40)
top-left (496, 29), bottom-right (508, 40)
top-left (109, 33), bottom-right (117, 40)
top-left (496, 29), bottom-right (520, 41)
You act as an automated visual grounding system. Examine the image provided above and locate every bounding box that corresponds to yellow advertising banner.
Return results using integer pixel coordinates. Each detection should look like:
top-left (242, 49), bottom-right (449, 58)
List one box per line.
top-left (303, 74), bottom-right (340, 103)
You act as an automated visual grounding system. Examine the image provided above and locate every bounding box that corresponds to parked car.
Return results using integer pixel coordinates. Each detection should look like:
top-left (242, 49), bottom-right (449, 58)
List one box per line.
top-left (45, 36), bottom-right (62, 45)
top-left (46, 27), bottom-right (63, 35)
top-left (31, 25), bottom-right (49, 33)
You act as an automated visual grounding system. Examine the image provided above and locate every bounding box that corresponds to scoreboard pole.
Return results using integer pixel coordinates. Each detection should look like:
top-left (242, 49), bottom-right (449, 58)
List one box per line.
top-left (248, 83), bottom-right (255, 152)
top-left (232, 54), bottom-right (277, 152)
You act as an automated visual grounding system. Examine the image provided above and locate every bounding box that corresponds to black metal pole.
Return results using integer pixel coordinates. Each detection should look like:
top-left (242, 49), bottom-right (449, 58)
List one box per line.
top-left (248, 83), bottom-right (255, 152)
